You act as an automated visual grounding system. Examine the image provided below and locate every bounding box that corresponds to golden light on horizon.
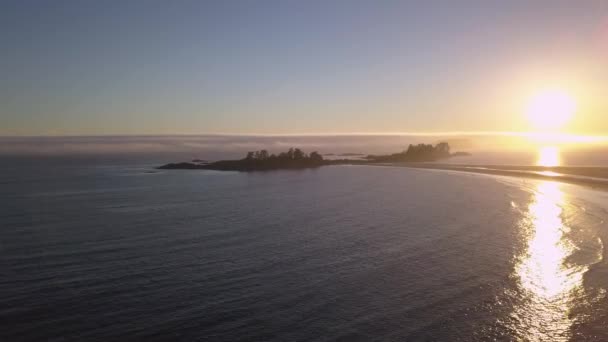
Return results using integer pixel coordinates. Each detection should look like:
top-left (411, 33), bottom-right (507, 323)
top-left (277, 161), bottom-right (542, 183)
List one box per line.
top-left (524, 88), bottom-right (577, 167)
top-left (537, 146), bottom-right (560, 167)
top-left (526, 89), bottom-right (576, 132)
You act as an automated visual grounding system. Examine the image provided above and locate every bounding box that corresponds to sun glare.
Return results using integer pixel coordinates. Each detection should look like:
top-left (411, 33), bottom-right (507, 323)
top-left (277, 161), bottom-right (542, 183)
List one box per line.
top-left (526, 89), bottom-right (576, 132)
top-left (537, 146), bottom-right (560, 167)
top-left (513, 181), bottom-right (586, 340)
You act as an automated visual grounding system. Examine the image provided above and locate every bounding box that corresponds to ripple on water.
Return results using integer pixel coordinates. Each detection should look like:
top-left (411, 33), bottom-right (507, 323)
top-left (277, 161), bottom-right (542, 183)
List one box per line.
top-left (507, 181), bottom-right (605, 341)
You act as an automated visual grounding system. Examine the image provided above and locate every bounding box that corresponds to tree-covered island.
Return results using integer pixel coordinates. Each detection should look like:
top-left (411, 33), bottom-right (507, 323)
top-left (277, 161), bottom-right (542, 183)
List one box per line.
top-left (158, 142), bottom-right (468, 171)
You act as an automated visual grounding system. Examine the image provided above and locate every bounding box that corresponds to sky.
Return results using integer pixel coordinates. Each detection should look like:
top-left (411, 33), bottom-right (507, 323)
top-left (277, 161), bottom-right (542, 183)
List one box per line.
top-left (1, 0), bottom-right (608, 136)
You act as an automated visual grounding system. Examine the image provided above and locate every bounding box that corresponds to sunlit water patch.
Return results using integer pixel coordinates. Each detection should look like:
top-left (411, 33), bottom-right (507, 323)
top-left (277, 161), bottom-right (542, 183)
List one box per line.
top-left (510, 181), bottom-right (604, 341)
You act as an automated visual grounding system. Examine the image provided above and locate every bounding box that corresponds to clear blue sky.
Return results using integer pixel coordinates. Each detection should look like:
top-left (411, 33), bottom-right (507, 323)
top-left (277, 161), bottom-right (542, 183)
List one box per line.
top-left (1, 0), bottom-right (607, 135)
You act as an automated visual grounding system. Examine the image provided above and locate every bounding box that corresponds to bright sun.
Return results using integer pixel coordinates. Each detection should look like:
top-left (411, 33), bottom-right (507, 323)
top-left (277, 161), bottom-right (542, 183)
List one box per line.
top-left (538, 146), bottom-right (560, 167)
top-left (526, 89), bottom-right (576, 131)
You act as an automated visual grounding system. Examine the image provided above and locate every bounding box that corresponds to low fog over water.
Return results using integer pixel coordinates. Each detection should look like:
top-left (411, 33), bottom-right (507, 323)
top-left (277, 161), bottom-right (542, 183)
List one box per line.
top-left (2, 134), bottom-right (608, 166)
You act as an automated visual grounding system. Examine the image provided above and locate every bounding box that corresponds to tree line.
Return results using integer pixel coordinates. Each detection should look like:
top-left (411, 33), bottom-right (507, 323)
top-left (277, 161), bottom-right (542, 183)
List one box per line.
top-left (244, 148), bottom-right (324, 163)
top-left (367, 142), bottom-right (451, 162)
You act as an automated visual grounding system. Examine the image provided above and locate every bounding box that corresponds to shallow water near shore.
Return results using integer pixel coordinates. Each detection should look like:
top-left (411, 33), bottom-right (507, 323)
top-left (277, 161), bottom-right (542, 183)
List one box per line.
top-left (2, 157), bottom-right (608, 341)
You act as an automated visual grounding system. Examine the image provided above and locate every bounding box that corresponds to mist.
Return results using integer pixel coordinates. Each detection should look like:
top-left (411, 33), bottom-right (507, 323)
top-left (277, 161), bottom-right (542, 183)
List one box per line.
top-left (1, 134), bottom-right (608, 166)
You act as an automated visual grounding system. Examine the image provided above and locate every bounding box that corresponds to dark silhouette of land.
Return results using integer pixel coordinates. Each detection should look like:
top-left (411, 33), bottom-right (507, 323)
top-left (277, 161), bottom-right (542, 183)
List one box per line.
top-left (160, 148), bottom-right (325, 171)
top-left (365, 142), bottom-right (452, 162)
top-left (158, 143), bottom-right (465, 171)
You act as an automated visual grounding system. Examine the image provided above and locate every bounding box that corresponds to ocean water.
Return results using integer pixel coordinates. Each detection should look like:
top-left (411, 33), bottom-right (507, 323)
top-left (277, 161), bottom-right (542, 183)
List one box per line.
top-left (2, 157), bottom-right (608, 341)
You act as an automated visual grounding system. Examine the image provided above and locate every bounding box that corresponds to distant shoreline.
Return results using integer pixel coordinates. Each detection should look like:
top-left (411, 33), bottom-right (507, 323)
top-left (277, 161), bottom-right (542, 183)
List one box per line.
top-left (158, 143), bottom-right (463, 172)
top-left (376, 163), bottom-right (608, 191)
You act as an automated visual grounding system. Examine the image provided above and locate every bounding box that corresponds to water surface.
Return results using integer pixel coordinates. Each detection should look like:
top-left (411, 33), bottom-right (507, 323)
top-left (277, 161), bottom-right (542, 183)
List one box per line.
top-left (2, 158), bottom-right (608, 341)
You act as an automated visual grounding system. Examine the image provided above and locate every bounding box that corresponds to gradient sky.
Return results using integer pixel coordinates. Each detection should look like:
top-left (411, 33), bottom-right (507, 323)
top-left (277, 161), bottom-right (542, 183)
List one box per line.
top-left (1, 0), bottom-right (608, 136)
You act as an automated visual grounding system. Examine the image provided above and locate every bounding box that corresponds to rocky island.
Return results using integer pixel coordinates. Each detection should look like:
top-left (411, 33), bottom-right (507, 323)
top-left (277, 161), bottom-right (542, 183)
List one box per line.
top-left (158, 142), bottom-right (467, 171)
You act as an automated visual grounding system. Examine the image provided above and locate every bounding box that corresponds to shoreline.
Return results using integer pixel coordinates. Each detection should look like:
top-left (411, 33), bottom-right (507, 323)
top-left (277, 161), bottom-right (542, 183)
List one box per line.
top-left (372, 163), bottom-right (608, 192)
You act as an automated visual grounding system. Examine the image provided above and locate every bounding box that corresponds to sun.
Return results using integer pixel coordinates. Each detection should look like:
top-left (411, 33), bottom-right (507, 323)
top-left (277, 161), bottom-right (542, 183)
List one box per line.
top-left (526, 89), bottom-right (576, 132)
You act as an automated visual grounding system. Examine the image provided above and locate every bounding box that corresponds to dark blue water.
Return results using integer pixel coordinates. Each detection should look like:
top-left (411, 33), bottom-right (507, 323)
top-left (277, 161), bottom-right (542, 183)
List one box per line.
top-left (2, 157), bottom-right (608, 341)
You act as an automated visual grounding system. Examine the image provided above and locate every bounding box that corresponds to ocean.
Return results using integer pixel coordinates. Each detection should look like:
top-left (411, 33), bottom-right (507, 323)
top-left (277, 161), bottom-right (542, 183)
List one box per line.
top-left (2, 156), bottom-right (608, 341)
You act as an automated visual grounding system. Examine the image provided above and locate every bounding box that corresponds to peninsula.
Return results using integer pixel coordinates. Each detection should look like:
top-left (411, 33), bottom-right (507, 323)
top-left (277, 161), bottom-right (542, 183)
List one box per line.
top-left (158, 142), bottom-right (466, 171)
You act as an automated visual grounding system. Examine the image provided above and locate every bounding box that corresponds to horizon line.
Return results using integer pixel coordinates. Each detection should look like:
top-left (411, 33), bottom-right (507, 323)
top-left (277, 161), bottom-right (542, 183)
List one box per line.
top-left (2, 131), bottom-right (608, 139)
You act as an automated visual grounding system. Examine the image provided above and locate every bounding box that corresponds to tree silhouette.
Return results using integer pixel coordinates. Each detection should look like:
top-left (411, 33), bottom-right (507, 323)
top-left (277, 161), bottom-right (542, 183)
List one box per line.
top-left (286, 148), bottom-right (295, 160)
top-left (310, 151), bottom-right (323, 162)
top-left (294, 148), bottom-right (305, 160)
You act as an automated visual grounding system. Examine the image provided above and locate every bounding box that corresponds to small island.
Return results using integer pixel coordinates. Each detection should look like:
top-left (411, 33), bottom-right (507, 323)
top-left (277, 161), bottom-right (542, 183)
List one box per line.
top-left (158, 142), bottom-right (468, 171)
top-left (160, 148), bottom-right (326, 171)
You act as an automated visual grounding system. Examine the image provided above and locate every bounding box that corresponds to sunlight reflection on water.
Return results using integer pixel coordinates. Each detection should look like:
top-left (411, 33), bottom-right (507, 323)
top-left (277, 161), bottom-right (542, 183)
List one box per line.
top-left (512, 181), bottom-right (588, 341)
top-left (537, 146), bottom-right (560, 167)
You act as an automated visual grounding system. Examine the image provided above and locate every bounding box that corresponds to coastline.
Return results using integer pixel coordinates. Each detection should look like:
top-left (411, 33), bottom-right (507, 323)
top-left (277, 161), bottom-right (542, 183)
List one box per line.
top-left (376, 162), bottom-right (608, 310)
top-left (372, 163), bottom-right (608, 192)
